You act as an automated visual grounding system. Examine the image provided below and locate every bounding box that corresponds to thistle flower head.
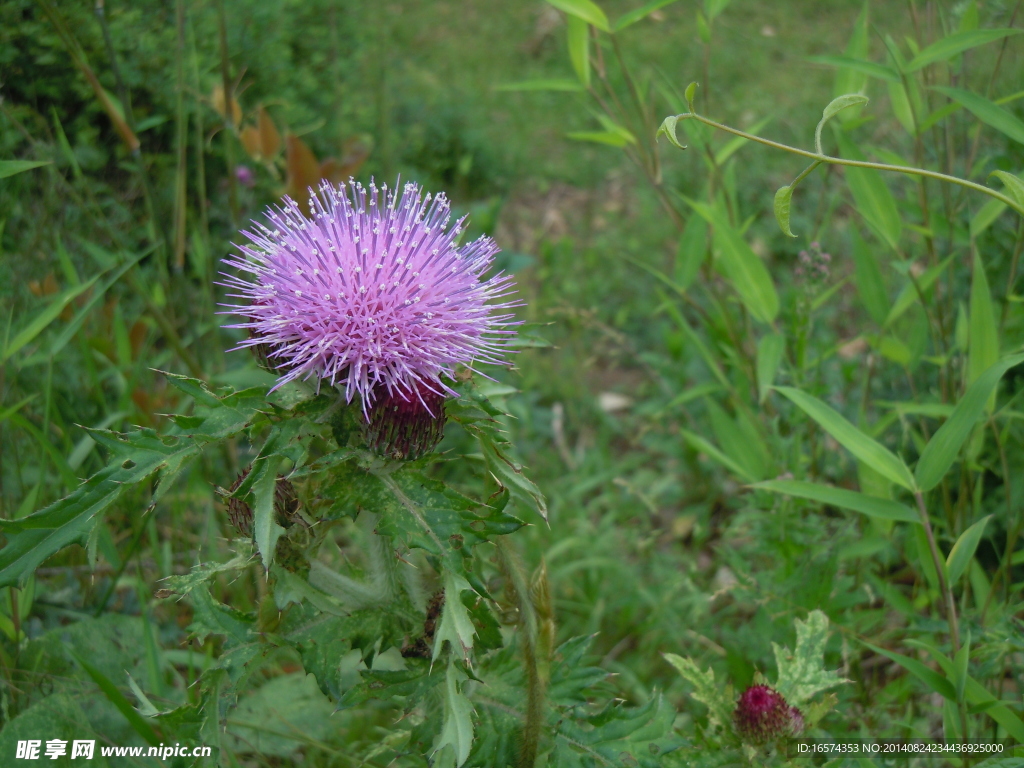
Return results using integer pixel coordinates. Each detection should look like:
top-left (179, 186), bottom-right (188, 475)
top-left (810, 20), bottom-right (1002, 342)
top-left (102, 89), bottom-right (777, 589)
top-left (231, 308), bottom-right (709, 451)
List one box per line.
top-left (734, 684), bottom-right (798, 744)
top-left (221, 179), bottom-right (519, 415)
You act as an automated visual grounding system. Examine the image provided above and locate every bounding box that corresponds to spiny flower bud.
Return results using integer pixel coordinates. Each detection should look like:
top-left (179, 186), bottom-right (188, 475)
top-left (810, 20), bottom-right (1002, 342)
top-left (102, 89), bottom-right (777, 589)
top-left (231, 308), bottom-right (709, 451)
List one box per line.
top-left (733, 684), bottom-right (800, 744)
top-left (363, 382), bottom-right (446, 461)
top-left (225, 467), bottom-right (300, 537)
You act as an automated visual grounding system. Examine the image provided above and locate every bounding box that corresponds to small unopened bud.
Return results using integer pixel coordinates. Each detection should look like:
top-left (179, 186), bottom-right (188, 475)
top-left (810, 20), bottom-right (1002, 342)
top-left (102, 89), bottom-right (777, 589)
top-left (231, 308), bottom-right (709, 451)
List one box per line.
top-left (734, 684), bottom-right (799, 744)
top-left (364, 383), bottom-right (446, 461)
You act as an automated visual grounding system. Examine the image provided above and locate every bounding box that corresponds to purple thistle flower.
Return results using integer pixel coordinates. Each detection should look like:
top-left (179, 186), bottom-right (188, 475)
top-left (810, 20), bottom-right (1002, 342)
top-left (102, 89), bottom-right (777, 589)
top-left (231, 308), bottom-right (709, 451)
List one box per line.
top-left (734, 684), bottom-right (799, 744)
top-left (220, 179), bottom-right (520, 420)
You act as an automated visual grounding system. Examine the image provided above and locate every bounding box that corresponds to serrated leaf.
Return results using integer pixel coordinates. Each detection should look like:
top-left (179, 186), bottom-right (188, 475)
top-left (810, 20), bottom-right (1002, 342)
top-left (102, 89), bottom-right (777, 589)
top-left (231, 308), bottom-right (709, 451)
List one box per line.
top-left (773, 610), bottom-right (847, 706)
top-left (774, 185), bottom-right (796, 237)
top-left (816, 94), bottom-right (869, 155)
top-left (663, 653), bottom-right (733, 731)
top-left (433, 571), bottom-right (477, 663)
top-left (776, 387), bottom-right (915, 491)
top-left (907, 29), bottom-right (1024, 71)
top-left (187, 582), bottom-right (254, 645)
top-left (547, 0), bottom-right (610, 31)
top-left (552, 694), bottom-right (685, 767)
top-left (933, 86), bottom-right (1024, 146)
top-left (752, 480), bottom-right (920, 523)
top-left (433, 659), bottom-right (475, 766)
top-left (915, 353), bottom-right (1024, 491)
top-left (947, 515), bottom-right (992, 583)
top-left (252, 459), bottom-right (285, 571)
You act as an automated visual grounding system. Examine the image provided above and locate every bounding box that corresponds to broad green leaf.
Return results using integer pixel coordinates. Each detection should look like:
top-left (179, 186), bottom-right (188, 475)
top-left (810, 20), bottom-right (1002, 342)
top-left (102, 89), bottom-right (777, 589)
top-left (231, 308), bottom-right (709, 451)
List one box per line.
top-left (862, 642), bottom-right (956, 701)
top-left (774, 185), bottom-right (796, 237)
top-left (816, 94), bottom-right (869, 155)
top-left (907, 29), bottom-right (1024, 72)
top-left (888, 79), bottom-right (918, 134)
top-left (1, 276), bottom-right (102, 364)
top-left (704, 0), bottom-right (731, 22)
top-left (675, 213), bottom-right (706, 290)
top-left (850, 227), bottom-right (889, 326)
top-left (990, 170), bottom-right (1024, 215)
top-left (680, 428), bottom-right (754, 482)
top-left (684, 81), bottom-right (698, 111)
top-left (908, 641), bottom-right (1024, 741)
top-left (915, 353), bottom-right (1024, 491)
top-left (807, 55), bottom-right (900, 84)
top-left (0, 160), bottom-right (52, 178)
top-left (959, 0), bottom-right (979, 32)
top-left (547, 0), bottom-right (610, 32)
top-left (953, 634), bottom-right (971, 705)
top-left (656, 115), bottom-right (687, 150)
top-left (566, 15), bottom-right (591, 88)
top-left (835, 132), bottom-right (902, 250)
top-left (884, 254), bottom-right (954, 329)
top-left (947, 515), bottom-right (992, 583)
top-left (752, 479), bottom-right (920, 523)
top-left (756, 333), bottom-right (785, 403)
top-left (830, 2), bottom-right (875, 115)
top-left (933, 86), bottom-right (1024, 146)
top-left (660, 300), bottom-right (731, 390)
top-left (706, 399), bottom-right (767, 481)
top-left (565, 130), bottom-right (630, 147)
top-left (776, 386), bottom-right (915, 490)
top-left (684, 198), bottom-right (779, 324)
top-left (613, 0), bottom-right (680, 31)
top-left (968, 254), bottom-right (999, 394)
top-left (773, 610), bottom-right (847, 706)
top-left (48, 250), bottom-right (148, 358)
top-left (494, 79), bottom-right (585, 92)
top-left (970, 198), bottom-right (1007, 239)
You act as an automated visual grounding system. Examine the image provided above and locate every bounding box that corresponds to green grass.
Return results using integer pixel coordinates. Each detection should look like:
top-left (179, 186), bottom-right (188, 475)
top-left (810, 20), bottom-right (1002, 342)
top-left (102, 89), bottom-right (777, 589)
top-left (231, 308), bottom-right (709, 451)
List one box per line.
top-left (3, 0), bottom-right (1024, 765)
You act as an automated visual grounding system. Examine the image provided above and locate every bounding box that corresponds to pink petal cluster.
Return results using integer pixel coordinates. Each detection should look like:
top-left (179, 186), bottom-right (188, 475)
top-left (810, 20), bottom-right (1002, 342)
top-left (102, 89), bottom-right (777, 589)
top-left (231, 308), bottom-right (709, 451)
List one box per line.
top-left (221, 179), bottom-right (519, 414)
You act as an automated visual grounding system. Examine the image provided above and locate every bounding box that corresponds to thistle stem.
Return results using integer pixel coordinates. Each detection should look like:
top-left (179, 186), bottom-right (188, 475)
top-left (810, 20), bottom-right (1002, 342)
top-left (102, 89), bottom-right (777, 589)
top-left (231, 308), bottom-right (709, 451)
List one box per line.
top-left (494, 536), bottom-right (545, 768)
